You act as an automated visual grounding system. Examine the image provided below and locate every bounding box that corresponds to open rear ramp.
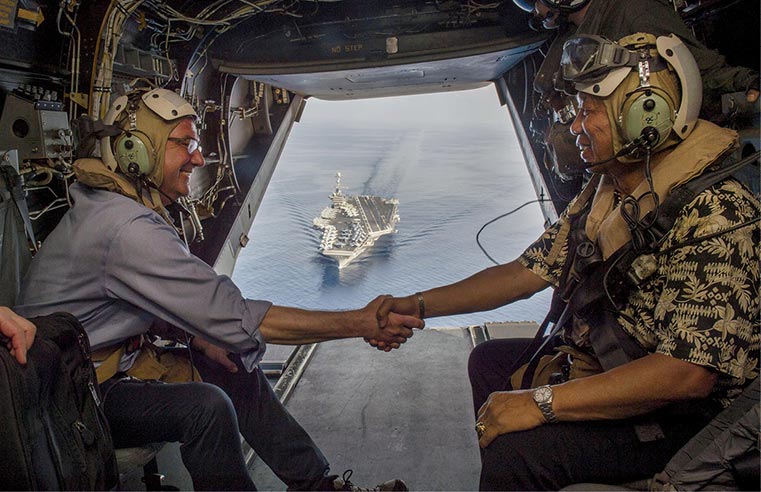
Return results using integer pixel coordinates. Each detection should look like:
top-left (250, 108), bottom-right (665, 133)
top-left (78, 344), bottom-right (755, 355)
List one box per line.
top-left (251, 328), bottom-right (481, 491)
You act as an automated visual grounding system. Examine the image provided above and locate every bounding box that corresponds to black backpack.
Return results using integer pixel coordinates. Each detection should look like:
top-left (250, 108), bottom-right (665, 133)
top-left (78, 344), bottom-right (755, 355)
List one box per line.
top-left (0, 312), bottom-right (119, 490)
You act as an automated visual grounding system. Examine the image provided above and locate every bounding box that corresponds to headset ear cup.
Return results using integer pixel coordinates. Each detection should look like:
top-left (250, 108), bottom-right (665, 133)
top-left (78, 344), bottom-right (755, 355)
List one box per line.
top-left (113, 132), bottom-right (155, 175)
top-left (620, 89), bottom-right (675, 150)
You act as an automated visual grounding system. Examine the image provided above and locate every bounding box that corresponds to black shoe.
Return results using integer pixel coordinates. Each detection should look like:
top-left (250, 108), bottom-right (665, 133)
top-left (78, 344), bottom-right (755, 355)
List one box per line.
top-left (332, 470), bottom-right (408, 492)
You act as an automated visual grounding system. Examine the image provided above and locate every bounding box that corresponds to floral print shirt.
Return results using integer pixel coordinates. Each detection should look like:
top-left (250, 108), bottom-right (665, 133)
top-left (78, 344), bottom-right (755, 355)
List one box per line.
top-left (518, 179), bottom-right (760, 407)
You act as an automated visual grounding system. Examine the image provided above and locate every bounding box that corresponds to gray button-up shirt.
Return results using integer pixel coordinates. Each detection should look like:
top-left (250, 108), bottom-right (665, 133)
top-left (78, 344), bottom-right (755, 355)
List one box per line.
top-left (15, 183), bottom-right (270, 370)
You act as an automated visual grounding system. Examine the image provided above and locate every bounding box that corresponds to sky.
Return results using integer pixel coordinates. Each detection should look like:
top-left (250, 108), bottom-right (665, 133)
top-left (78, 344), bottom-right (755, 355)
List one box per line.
top-left (298, 84), bottom-right (517, 131)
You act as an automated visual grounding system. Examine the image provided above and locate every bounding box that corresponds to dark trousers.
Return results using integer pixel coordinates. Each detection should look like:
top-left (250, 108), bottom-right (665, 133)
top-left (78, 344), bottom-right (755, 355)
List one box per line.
top-left (468, 339), bottom-right (717, 491)
top-left (103, 351), bottom-right (330, 491)
top-left (193, 351), bottom-right (330, 490)
top-left (468, 337), bottom-right (532, 415)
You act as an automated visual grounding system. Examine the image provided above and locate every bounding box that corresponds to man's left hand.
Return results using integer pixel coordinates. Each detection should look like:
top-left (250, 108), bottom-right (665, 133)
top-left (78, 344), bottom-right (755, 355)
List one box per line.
top-left (191, 336), bottom-right (238, 373)
top-left (475, 389), bottom-right (547, 448)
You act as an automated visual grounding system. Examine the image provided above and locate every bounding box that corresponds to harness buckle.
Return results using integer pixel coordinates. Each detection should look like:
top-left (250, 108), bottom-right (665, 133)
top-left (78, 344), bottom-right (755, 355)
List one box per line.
top-left (628, 253), bottom-right (657, 285)
top-left (576, 240), bottom-right (596, 259)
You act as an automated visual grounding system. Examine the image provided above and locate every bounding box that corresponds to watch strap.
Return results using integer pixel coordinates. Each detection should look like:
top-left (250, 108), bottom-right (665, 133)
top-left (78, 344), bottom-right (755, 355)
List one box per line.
top-left (534, 385), bottom-right (558, 424)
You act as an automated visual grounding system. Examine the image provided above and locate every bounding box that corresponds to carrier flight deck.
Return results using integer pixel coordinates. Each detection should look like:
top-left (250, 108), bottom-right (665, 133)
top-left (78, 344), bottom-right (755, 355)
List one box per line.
top-left (313, 173), bottom-right (399, 269)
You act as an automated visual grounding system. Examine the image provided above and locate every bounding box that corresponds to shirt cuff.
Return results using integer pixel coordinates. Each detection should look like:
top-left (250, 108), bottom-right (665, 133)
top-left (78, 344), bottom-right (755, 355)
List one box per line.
top-left (240, 299), bottom-right (271, 372)
top-left (241, 347), bottom-right (266, 372)
top-left (517, 254), bottom-right (559, 287)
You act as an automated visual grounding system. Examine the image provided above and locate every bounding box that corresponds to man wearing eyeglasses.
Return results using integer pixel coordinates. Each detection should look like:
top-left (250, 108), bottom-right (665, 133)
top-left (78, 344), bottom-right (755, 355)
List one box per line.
top-left (15, 88), bottom-right (417, 491)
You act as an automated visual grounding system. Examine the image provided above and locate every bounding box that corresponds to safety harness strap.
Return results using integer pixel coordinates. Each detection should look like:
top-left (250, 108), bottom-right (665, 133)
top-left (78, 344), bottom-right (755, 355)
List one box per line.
top-left (0, 164), bottom-right (37, 253)
top-left (507, 201), bottom-right (593, 390)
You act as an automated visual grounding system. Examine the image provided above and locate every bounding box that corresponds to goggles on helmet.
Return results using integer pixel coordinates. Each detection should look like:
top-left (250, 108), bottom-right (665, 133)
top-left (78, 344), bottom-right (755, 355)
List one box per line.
top-left (560, 36), bottom-right (639, 83)
top-left (541, 0), bottom-right (590, 13)
top-left (560, 35), bottom-right (670, 97)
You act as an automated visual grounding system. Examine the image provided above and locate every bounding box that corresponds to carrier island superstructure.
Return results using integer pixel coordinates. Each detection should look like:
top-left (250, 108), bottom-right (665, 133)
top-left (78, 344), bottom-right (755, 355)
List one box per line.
top-left (313, 173), bottom-right (399, 269)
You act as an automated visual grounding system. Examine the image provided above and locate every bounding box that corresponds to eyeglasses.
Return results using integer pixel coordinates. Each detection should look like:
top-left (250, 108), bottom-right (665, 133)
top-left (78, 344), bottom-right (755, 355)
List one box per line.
top-left (167, 136), bottom-right (202, 155)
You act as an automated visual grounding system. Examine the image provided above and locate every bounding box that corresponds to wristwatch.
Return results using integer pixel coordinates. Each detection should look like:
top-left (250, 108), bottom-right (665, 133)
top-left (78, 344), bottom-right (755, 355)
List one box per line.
top-left (532, 385), bottom-right (558, 424)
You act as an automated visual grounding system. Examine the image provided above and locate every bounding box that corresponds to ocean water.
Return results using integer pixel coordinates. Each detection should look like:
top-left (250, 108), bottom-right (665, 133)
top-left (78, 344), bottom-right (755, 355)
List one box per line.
top-left (232, 124), bottom-right (553, 328)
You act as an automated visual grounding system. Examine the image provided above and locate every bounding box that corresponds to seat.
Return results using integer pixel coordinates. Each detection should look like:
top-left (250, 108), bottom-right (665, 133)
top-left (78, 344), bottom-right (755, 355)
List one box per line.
top-left (562, 378), bottom-right (760, 491)
top-left (115, 443), bottom-right (173, 491)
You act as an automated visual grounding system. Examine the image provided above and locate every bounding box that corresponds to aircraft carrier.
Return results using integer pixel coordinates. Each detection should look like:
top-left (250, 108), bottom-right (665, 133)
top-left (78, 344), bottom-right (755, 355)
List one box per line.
top-left (313, 173), bottom-right (399, 269)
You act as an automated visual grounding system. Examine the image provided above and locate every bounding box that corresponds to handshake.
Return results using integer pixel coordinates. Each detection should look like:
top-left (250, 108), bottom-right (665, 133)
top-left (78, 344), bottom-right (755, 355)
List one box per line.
top-left (187, 293), bottom-right (427, 373)
top-left (361, 294), bottom-right (426, 352)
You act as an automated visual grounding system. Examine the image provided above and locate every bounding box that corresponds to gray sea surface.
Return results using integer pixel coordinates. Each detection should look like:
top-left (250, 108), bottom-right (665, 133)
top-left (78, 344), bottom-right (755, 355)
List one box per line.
top-left (232, 124), bottom-right (553, 327)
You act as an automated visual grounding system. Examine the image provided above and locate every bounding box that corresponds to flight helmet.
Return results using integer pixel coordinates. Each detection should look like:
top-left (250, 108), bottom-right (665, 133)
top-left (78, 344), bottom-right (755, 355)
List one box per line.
top-left (100, 88), bottom-right (197, 187)
top-left (561, 32), bottom-right (702, 159)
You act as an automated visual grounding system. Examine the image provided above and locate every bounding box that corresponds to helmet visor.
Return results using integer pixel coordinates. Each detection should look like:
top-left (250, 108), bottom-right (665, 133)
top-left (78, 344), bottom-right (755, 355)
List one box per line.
top-left (561, 35), bottom-right (636, 83)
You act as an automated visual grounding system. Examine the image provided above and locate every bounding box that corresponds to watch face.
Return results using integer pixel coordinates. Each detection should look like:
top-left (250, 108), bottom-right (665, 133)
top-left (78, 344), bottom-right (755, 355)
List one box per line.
top-left (534, 386), bottom-right (552, 403)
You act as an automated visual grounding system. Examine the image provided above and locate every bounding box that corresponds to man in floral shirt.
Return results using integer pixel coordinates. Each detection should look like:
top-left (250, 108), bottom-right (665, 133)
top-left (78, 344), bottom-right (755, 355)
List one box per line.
top-left (520, 177), bottom-right (758, 408)
top-left (374, 32), bottom-right (759, 490)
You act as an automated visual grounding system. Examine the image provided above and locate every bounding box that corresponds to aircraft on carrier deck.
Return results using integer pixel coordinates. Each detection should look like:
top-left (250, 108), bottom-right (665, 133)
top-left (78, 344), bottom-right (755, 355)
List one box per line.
top-left (0, 1), bottom-right (758, 490)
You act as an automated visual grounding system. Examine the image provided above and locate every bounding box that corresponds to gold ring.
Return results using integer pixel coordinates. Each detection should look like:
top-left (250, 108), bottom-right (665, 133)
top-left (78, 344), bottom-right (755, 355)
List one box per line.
top-left (475, 421), bottom-right (486, 439)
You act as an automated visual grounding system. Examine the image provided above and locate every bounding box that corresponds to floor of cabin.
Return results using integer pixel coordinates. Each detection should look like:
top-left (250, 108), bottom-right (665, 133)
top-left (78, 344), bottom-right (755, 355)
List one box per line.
top-left (250, 328), bottom-right (481, 491)
top-left (122, 323), bottom-right (539, 491)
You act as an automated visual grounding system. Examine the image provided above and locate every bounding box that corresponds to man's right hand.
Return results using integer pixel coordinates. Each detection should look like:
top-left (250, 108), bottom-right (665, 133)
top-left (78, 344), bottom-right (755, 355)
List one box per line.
top-left (361, 295), bottom-right (424, 352)
top-left (190, 335), bottom-right (238, 373)
top-left (367, 295), bottom-right (422, 351)
top-left (375, 295), bottom-right (419, 329)
top-left (0, 307), bottom-right (37, 365)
